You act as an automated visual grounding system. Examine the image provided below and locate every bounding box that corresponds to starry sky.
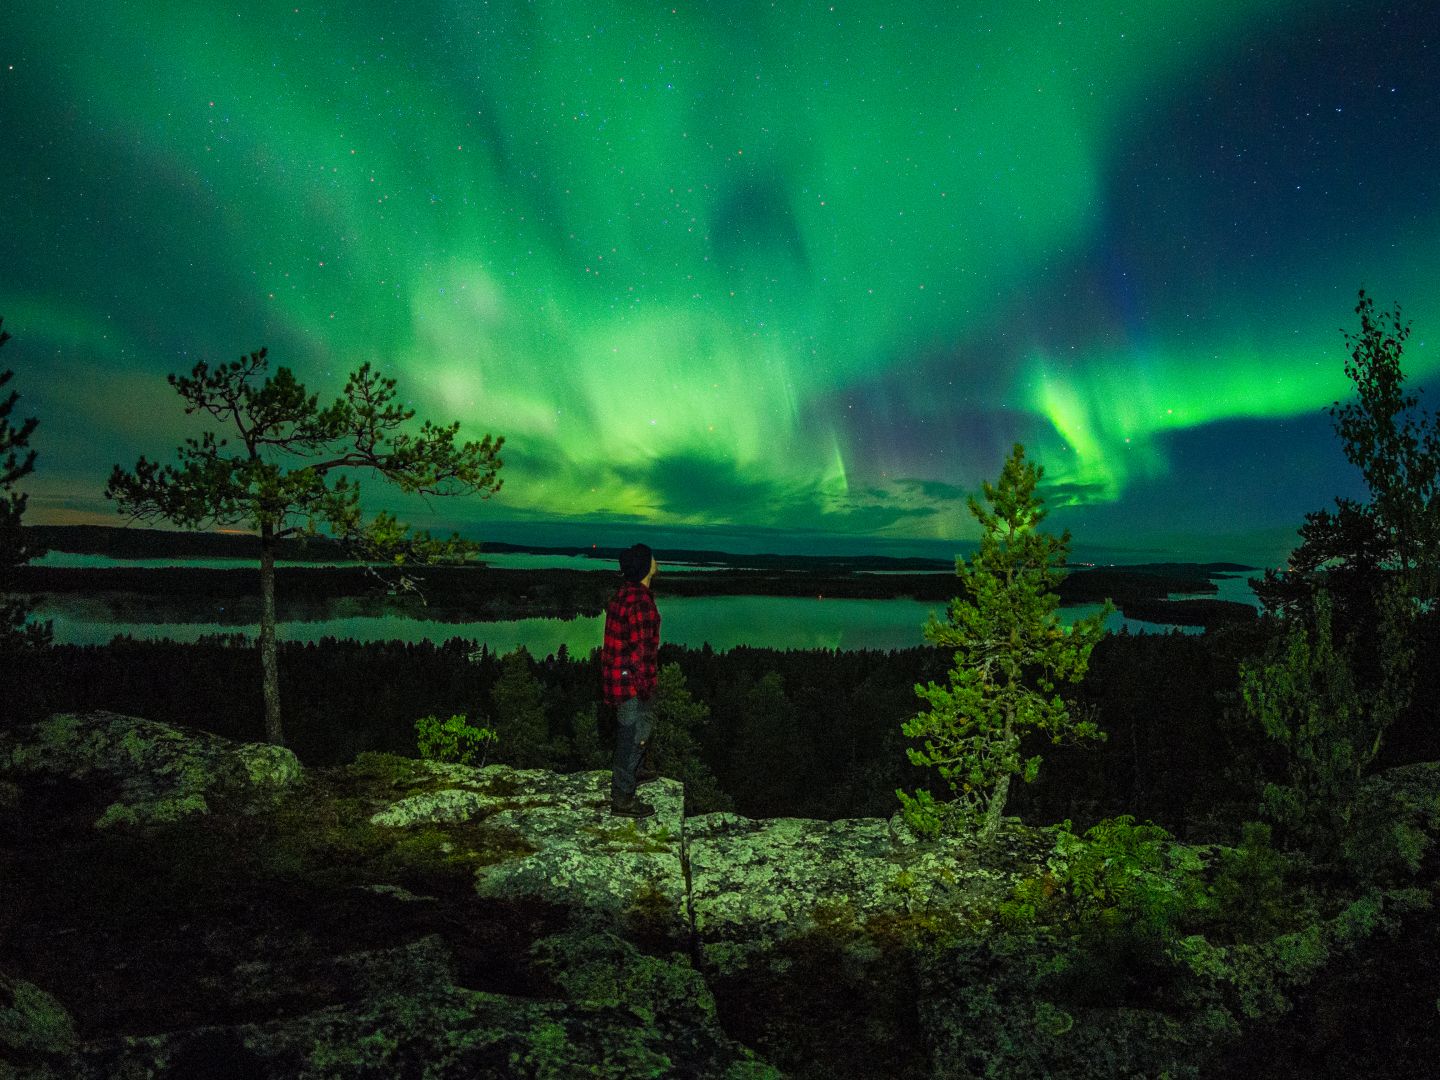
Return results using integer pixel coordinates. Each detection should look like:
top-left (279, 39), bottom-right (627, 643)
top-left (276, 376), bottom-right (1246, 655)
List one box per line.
top-left (4, 1), bottom-right (1438, 564)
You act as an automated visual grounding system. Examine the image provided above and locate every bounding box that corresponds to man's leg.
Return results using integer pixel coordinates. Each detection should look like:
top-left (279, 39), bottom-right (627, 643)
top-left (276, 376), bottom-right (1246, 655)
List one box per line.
top-left (612, 696), bottom-right (650, 804)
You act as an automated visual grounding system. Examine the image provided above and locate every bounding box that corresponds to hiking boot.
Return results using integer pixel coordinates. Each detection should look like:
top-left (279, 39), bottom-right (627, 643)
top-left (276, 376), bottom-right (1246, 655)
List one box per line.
top-left (611, 795), bottom-right (656, 819)
top-left (634, 763), bottom-right (660, 783)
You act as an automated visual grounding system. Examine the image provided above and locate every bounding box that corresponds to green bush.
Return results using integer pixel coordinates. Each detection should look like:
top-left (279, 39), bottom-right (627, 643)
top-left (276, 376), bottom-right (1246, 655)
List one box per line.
top-left (1002, 816), bottom-right (1211, 945)
top-left (1002, 816), bottom-right (1314, 955)
top-left (1205, 821), bottom-right (1305, 941)
top-left (414, 713), bottom-right (497, 766)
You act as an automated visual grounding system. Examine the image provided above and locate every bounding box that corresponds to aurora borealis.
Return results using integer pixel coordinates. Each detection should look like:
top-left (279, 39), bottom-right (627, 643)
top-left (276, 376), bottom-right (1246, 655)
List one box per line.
top-left (5, 1), bottom-right (1439, 563)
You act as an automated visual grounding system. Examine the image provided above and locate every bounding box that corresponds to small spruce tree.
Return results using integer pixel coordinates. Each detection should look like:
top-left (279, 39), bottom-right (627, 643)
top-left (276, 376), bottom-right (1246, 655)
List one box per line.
top-left (897, 443), bottom-right (1111, 842)
top-left (1240, 589), bottom-right (1418, 875)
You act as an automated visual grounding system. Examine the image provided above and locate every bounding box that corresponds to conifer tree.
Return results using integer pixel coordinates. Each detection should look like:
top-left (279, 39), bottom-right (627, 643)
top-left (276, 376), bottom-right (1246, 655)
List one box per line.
top-left (649, 663), bottom-right (733, 815)
top-left (106, 348), bottom-right (503, 744)
top-left (489, 647), bottom-right (551, 768)
top-left (1256, 289), bottom-right (1440, 618)
top-left (1246, 292), bottom-right (1432, 871)
top-left (897, 443), bottom-right (1110, 841)
top-left (1239, 590), bottom-right (1415, 873)
top-left (0, 318), bottom-right (52, 654)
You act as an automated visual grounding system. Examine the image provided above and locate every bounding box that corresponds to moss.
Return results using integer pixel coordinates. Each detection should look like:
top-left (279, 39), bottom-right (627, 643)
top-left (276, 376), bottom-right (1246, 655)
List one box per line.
top-left (529, 927), bottom-right (716, 1023)
top-left (118, 728), bottom-right (151, 767)
top-left (477, 773), bottom-right (523, 798)
top-left (235, 743), bottom-right (303, 794)
top-left (95, 792), bottom-right (211, 830)
top-left (384, 824), bottom-right (538, 877)
top-left (1032, 1000), bottom-right (1074, 1037)
top-left (580, 821), bottom-right (675, 853)
top-left (0, 975), bottom-right (78, 1055)
top-left (346, 751), bottom-right (427, 788)
top-left (623, 877), bottom-right (682, 930)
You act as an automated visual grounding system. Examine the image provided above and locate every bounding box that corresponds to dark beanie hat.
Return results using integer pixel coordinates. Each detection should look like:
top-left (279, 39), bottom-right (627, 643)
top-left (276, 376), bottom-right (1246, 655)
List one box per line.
top-left (620, 543), bottom-right (653, 583)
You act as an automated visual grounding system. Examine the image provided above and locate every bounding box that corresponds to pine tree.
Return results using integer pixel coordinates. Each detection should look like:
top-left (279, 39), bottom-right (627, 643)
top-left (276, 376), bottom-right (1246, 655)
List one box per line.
top-left (897, 443), bottom-right (1111, 842)
top-left (106, 348), bottom-right (502, 744)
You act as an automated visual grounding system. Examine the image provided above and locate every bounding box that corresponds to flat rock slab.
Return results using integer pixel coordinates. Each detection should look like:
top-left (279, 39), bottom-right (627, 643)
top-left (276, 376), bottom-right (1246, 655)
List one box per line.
top-left (685, 812), bottom-right (1055, 972)
top-left (363, 762), bottom-right (689, 935)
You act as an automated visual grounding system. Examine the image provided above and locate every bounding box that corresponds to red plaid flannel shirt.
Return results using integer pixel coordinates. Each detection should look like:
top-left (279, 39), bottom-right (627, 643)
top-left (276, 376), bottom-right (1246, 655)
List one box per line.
top-left (601, 581), bottom-right (660, 703)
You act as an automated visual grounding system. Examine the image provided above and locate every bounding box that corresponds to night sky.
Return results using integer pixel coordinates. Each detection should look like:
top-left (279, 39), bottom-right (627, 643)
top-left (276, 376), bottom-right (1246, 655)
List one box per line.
top-left (5, 1), bottom-right (1438, 564)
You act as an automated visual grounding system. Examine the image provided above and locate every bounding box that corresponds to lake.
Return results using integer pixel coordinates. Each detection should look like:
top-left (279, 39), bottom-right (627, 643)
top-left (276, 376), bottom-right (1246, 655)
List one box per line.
top-left (25, 554), bottom-right (1262, 652)
top-left (29, 594), bottom-right (1215, 653)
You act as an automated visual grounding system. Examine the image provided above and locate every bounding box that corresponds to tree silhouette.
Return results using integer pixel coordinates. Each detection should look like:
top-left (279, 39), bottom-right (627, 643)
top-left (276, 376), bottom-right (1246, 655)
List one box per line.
top-left (489, 647), bottom-right (552, 768)
top-left (1257, 289), bottom-right (1440, 618)
top-left (0, 318), bottom-right (52, 654)
top-left (106, 348), bottom-right (503, 744)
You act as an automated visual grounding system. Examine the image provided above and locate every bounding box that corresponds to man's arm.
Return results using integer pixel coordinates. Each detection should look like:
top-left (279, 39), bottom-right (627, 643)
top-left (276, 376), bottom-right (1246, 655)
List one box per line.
top-left (636, 592), bottom-right (660, 669)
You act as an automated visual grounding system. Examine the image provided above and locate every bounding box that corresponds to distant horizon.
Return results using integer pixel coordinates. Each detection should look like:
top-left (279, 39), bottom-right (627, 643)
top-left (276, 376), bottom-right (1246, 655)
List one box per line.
top-left (23, 516), bottom-right (1279, 569)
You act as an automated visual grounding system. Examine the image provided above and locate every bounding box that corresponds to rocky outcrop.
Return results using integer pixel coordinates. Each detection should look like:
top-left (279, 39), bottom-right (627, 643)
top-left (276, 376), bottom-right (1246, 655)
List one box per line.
top-left (686, 812), bottom-right (1052, 973)
top-left (0, 711), bottom-right (302, 827)
top-left (10, 934), bottom-right (775, 1080)
top-left (3, 712), bottom-right (1438, 1079)
top-left (361, 758), bottom-right (690, 934)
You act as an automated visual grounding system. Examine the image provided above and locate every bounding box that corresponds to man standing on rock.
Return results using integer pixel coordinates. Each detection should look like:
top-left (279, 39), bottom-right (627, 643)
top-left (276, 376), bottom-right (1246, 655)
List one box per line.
top-left (602, 543), bottom-right (662, 818)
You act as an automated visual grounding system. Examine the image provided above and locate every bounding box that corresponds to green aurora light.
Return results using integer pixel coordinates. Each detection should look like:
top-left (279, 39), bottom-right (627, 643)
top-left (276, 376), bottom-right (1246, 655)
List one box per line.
top-left (4, 1), bottom-right (1439, 561)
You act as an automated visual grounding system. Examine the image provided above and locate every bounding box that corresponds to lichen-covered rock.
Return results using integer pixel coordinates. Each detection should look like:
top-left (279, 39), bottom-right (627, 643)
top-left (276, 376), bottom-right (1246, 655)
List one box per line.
top-left (0, 711), bottom-right (303, 828)
top-left (1, 971), bottom-right (78, 1058)
top-left (47, 934), bottom-right (780, 1079)
top-left (686, 810), bottom-right (1054, 973)
top-left (471, 772), bottom-right (687, 935)
top-left (6, 708), bottom-right (1437, 1080)
top-left (358, 758), bottom-right (689, 936)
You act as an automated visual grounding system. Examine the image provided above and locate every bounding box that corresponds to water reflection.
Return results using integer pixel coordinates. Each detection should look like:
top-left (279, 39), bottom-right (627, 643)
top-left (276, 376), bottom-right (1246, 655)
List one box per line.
top-left (32, 594), bottom-right (1198, 653)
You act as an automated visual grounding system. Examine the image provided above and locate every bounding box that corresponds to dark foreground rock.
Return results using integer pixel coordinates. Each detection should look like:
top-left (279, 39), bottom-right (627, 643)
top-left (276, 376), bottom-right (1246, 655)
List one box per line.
top-left (3, 712), bottom-right (1437, 1079)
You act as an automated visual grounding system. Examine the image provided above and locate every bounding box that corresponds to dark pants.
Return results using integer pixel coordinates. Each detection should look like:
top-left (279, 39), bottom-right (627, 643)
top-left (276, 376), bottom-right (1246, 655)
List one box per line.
top-left (611, 695), bottom-right (654, 802)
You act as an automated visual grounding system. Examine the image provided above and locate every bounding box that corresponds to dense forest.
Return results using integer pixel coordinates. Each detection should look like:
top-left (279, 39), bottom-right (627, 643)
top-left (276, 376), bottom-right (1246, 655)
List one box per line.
top-left (8, 620), bottom-right (1436, 839)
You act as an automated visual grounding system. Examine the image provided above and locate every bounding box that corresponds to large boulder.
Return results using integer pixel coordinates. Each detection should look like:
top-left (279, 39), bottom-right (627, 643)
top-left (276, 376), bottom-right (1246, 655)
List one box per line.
top-left (0, 711), bottom-right (303, 828)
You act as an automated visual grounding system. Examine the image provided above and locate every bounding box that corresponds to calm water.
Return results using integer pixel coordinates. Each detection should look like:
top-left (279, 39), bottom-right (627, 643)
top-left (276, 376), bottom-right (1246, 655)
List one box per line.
top-left (27, 554), bottom-right (1262, 651)
top-left (30, 595), bottom-right (1212, 653)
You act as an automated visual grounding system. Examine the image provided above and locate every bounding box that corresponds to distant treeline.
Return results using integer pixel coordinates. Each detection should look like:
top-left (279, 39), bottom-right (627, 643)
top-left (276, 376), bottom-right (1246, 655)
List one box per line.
top-left (24, 524), bottom-right (958, 571)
